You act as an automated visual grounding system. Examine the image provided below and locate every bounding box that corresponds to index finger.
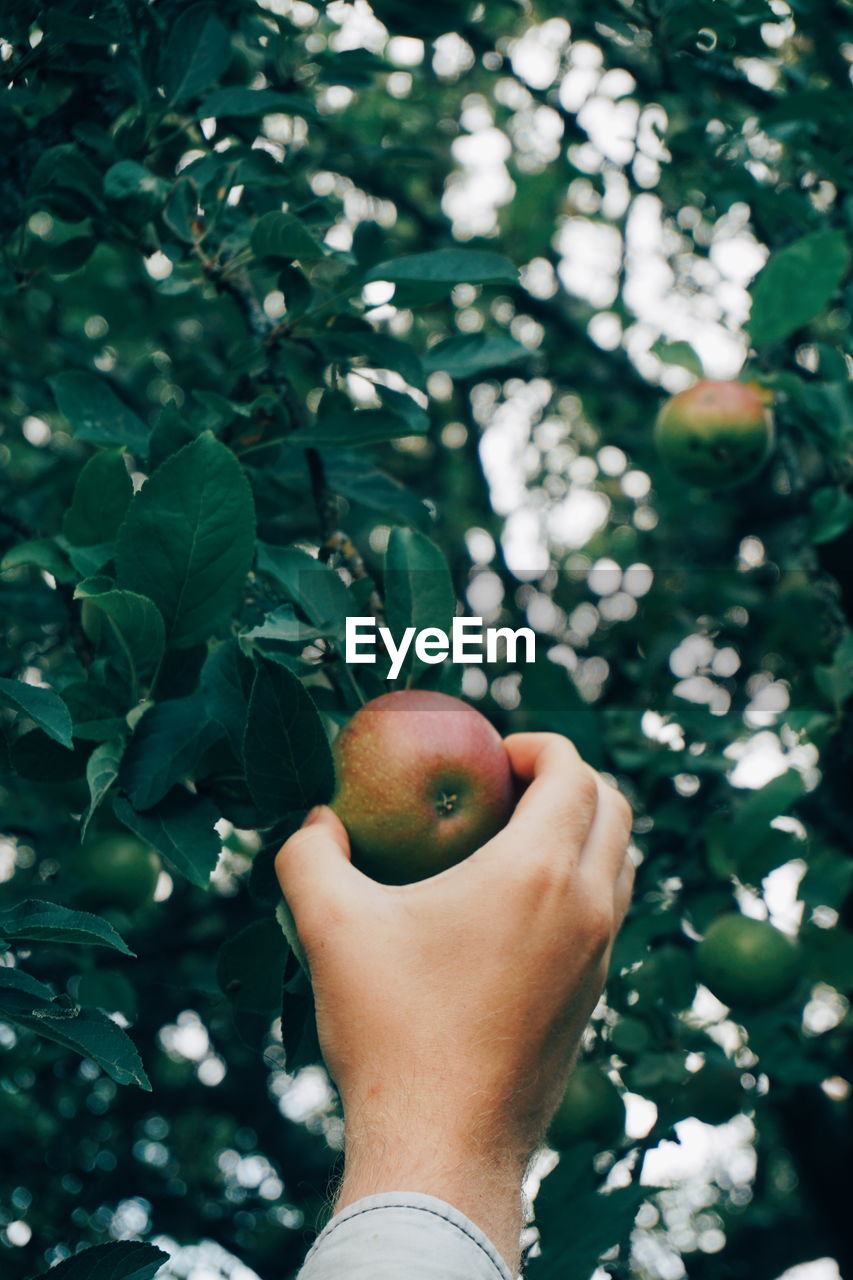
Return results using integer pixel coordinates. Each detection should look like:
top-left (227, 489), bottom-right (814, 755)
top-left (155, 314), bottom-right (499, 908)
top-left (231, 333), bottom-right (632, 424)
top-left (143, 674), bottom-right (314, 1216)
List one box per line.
top-left (499, 732), bottom-right (601, 853)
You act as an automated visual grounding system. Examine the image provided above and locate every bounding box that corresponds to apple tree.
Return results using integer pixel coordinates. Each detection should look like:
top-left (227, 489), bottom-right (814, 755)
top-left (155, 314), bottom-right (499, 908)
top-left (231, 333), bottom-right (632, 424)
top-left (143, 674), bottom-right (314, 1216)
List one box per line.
top-left (0, 2), bottom-right (851, 1279)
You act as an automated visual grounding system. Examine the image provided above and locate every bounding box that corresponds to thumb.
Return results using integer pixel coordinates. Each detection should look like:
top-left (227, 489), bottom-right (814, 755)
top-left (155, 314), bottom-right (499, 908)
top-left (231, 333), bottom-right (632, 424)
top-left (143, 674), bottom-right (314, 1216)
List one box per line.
top-left (274, 806), bottom-right (363, 941)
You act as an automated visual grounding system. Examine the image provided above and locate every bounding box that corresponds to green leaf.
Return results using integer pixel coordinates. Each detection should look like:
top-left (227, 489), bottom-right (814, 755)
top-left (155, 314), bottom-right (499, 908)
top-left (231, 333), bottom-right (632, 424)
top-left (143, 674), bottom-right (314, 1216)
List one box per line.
top-left (48, 371), bottom-right (150, 456)
top-left (0, 900), bottom-right (133, 956)
top-left (63, 449), bottom-right (133, 546)
top-left (241, 605), bottom-right (326, 644)
top-left (809, 486), bottom-right (853, 545)
top-left (27, 1240), bottom-right (168, 1280)
top-left (323, 455), bottom-right (433, 530)
top-left (803, 845), bottom-right (853, 911)
top-left (161, 3), bottom-right (232, 104)
top-left (376, 384), bottom-right (430, 433)
top-left (530, 1149), bottom-right (654, 1280)
top-left (801, 922), bottom-right (853, 994)
top-left (749, 230), bottom-right (851, 345)
top-left (256, 544), bottom-right (358, 642)
top-left (288, 391), bottom-right (426, 446)
top-left (66, 542), bottom-right (115, 578)
top-left (43, 235), bottom-right (97, 277)
top-left (201, 639), bottom-right (255, 757)
top-left (63, 681), bottom-right (128, 745)
top-left (384, 528), bottom-right (456, 686)
top-left (217, 918), bottom-right (288, 1014)
top-left (243, 658), bottom-right (335, 823)
top-left (650, 338), bottom-right (705, 378)
top-left (163, 179), bottom-right (198, 243)
top-left (29, 144), bottom-right (104, 219)
top-left (250, 210), bottom-right (324, 262)
top-left (317, 329), bottom-right (426, 391)
top-left (147, 406), bottom-right (197, 472)
top-left (74, 578), bottom-right (166, 677)
top-left (0, 677), bottom-right (73, 747)
top-left (815, 633), bottom-right (853, 710)
top-left (81, 738), bottom-right (126, 838)
top-left (0, 538), bottom-right (76, 582)
top-left (119, 696), bottom-right (223, 810)
top-left (57, 1242), bottom-right (169, 1280)
top-left (103, 161), bottom-right (168, 215)
top-left (275, 897), bottom-right (310, 978)
top-left (113, 789), bottom-right (222, 889)
top-left (76, 970), bottom-right (138, 1022)
top-left (115, 434), bottom-right (256, 648)
top-left (289, 409), bottom-right (421, 447)
top-left (423, 331), bottom-right (528, 377)
top-left (279, 942), bottom-right (321, 1068)
top-left (0, 969), bottom-right (150, 1089)
top-left (364, 248), bottom-right (518, 286)
top-left (199, 87), bottom-right (314, 118)
top-left (41, 10), bottom-right (117, 45)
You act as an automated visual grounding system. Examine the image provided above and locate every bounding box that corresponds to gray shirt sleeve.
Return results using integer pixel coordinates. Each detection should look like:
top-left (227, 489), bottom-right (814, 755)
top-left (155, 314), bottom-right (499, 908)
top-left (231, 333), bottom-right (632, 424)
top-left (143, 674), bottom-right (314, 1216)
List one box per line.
top-left (296, 1191), bottom-right (515, 1280)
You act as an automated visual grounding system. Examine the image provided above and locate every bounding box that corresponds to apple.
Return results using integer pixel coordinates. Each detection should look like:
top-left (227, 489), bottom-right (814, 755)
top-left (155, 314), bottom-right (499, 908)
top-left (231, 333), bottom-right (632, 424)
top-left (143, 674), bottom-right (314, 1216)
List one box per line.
top-left (696, 913), bottom-right (802, 1010)
top-left (67, 833), bottom-right (161, 913)
top-left (548, 1063), bottom-right (625, 1151)
top-left (654, 380), bottom-right (774, 488)
top-left (331, 690), bottom-right (514, 884)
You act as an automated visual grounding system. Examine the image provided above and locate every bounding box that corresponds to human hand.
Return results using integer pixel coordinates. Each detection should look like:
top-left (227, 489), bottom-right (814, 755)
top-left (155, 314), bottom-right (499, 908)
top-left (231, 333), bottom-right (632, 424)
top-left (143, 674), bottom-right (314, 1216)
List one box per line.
top-left (275, 732), bottom-right (634, 1271)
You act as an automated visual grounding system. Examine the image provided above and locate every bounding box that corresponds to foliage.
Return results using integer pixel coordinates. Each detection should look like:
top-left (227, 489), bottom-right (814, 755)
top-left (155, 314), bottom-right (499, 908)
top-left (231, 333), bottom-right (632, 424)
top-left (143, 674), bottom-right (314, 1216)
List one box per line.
top-left (0, 2), bottom-right (851, 1279)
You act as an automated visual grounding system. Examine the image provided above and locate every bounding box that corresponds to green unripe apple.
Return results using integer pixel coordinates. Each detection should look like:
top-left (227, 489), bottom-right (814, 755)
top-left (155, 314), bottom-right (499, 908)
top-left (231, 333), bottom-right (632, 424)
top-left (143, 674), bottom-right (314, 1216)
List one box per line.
top-left (654, 380), bottom-right (774, 488)
top-left (548, 1063), bottom-right (625, 1151)
top-left (331, 690), bottom-right (514, 885)
top-left (67, 833), bottom-right (162, 913)
top-left (696, 913), bottom-right (802, 1010)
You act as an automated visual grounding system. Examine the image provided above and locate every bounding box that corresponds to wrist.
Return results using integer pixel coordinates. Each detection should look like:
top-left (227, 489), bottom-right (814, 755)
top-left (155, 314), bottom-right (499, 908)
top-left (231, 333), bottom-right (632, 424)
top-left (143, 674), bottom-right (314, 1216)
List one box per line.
top-left (336, 1113), bottom-right (530, 1274)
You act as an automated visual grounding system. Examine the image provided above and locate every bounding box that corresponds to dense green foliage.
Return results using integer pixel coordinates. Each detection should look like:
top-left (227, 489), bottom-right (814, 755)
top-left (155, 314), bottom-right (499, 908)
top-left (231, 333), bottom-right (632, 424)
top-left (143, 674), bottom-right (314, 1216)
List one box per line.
top-left (1, 2), bottom-right (851, 1278)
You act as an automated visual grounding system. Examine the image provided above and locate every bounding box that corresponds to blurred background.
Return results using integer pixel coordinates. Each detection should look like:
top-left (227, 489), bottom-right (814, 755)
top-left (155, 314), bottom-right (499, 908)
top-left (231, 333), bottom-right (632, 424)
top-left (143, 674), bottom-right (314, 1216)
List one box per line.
top-left (0, 2), bottom-right (851, 1279)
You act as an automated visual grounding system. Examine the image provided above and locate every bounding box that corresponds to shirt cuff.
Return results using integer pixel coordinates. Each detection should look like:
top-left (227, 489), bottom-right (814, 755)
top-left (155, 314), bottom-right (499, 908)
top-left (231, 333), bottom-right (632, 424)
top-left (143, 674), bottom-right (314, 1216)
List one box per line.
top-left (296, 1191), bottom-right (515, 1280)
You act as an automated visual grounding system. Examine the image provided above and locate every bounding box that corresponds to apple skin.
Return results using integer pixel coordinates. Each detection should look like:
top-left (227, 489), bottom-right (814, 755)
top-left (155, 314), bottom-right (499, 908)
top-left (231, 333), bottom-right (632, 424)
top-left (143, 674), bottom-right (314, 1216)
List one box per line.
top-left (548, 1063), bottom-right (625, 1151)
top-left (67, 834), bottom-right (161, 913)
top-left (331, 690), bottom-right (515, 885)
top-left (696, 913), bottom-right (802, 1010)
top-left (654, 380), bottom-right (774, 488)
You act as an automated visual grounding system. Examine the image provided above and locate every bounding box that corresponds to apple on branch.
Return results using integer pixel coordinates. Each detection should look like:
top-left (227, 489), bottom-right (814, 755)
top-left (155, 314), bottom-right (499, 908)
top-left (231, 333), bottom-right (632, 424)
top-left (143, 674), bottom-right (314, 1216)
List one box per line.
top-left (654, 379), bottom-right (775, 488)
top-left (331, 690), bottom-right (515, 885)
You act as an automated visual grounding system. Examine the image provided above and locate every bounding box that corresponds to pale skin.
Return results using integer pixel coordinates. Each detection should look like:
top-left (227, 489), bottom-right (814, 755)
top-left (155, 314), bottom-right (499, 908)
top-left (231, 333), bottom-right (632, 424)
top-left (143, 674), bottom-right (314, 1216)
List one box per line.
top-left (275, 733), bottom-right (635, 1275)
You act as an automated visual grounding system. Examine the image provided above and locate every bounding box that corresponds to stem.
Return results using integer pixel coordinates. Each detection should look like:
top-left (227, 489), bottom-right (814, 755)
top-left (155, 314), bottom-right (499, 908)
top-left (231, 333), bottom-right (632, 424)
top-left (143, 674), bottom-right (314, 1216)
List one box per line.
top-left (56, 583), bottom-right (96, 671)
top-left (305, 447), bottom-right (338, 547)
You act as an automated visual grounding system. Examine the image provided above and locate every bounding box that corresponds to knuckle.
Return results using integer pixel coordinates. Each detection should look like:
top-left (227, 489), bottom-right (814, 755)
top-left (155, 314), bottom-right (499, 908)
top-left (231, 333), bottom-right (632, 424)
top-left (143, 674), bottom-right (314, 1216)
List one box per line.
top-left (575, 768), bottom-right (600, 814)
top-left (583, 899), bottom-right (614, 949)
top-left (613, 789), bottom-right (633, 834)
top-left (525, 857), bottom-right (565, 897)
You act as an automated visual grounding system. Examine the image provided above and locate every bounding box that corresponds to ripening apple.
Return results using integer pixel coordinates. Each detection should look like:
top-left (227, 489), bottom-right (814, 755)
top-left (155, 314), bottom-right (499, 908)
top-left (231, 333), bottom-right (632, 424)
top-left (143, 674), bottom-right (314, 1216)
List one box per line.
top-left (654, 379), bottom-right (775, 488)
top-left (331, 690), bottom-right (515, 885)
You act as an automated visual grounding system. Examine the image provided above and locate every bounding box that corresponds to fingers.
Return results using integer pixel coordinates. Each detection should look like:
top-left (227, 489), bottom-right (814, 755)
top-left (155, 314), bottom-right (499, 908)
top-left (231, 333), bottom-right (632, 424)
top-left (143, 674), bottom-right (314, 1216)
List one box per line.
top-left (274, 806), bottom-right (371, 947)
top-left (580, 774), bottom-right (634, 884)
top-left (496, 734), bottom-right (633, 911)
top-left (614, 850), bottom-right (635, 928)
top-left (502, 733), bottom-right (600, 855)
